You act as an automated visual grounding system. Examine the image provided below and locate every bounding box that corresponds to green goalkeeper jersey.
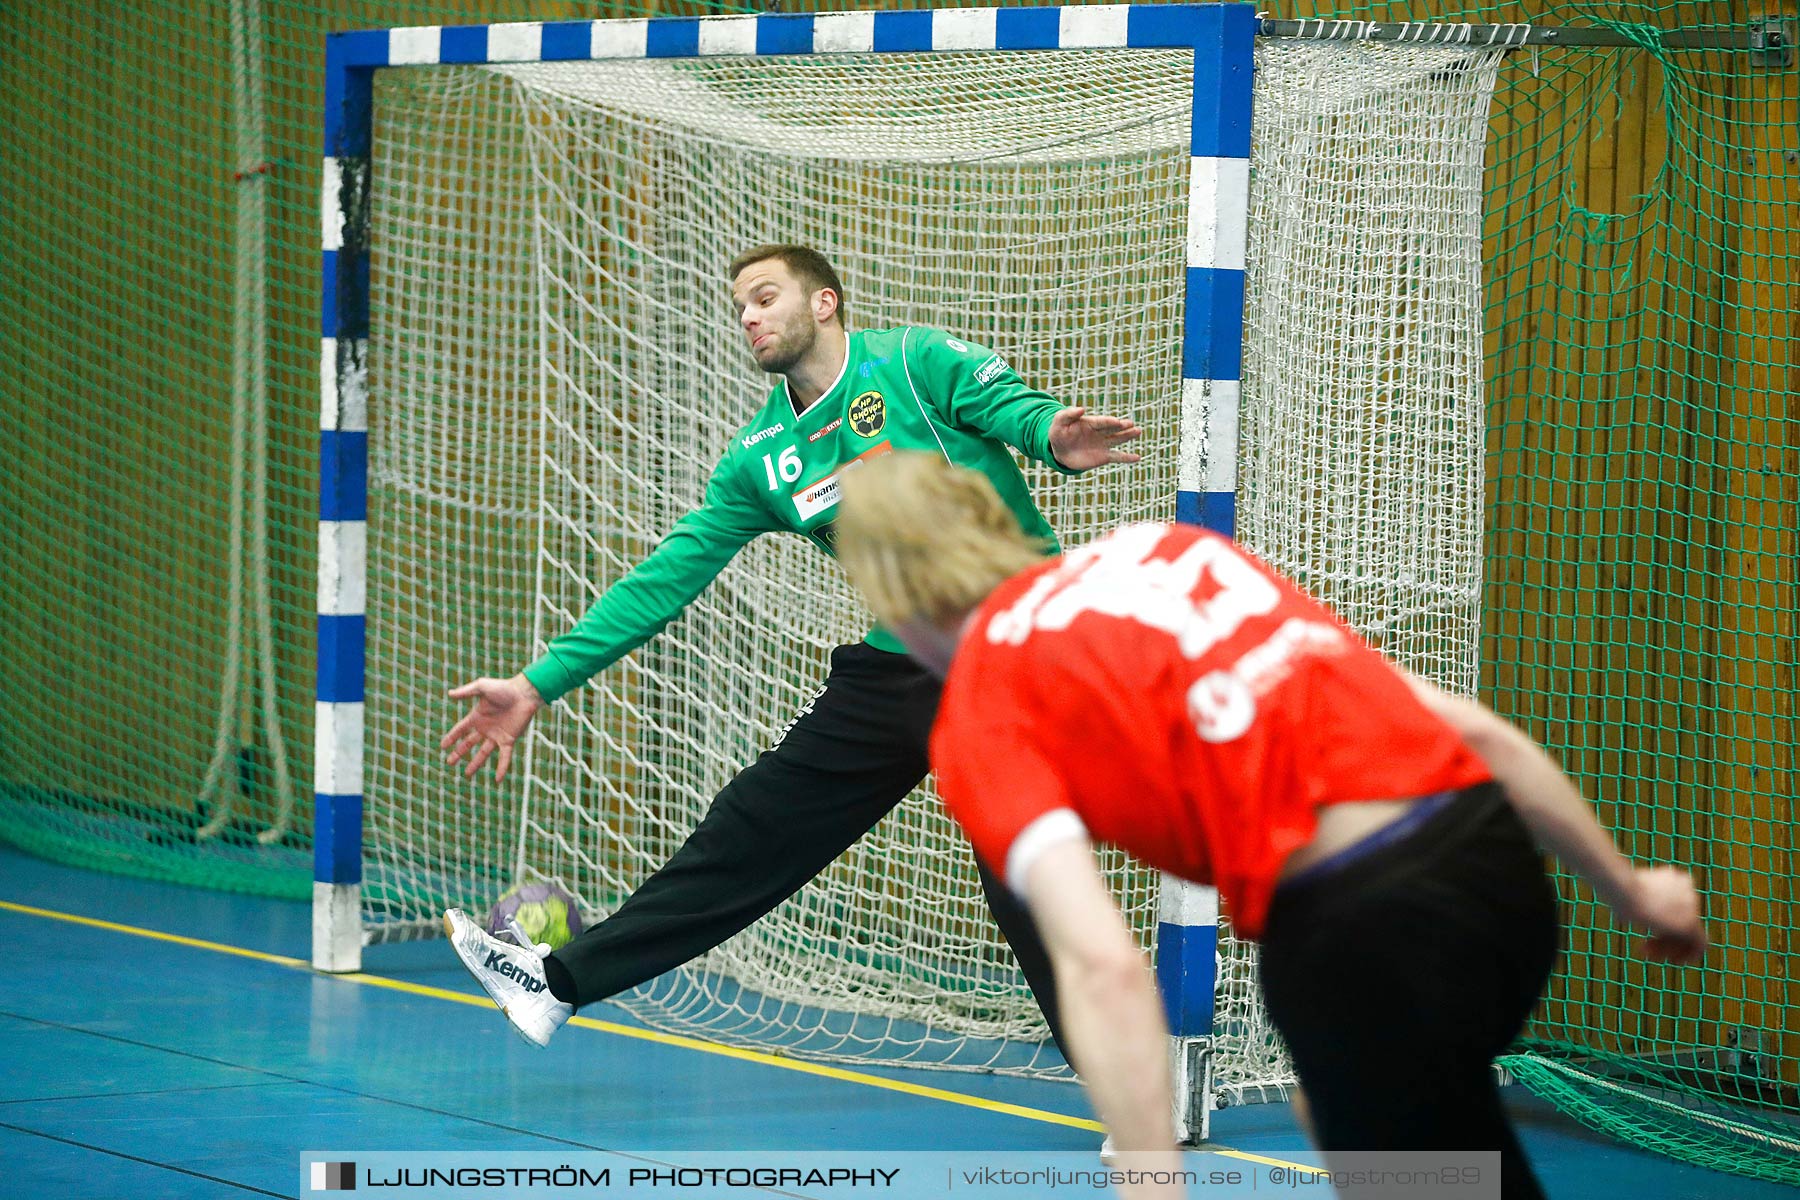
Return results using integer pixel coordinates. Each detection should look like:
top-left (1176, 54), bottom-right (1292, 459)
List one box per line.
top-left (522, 325), bottom-right (1073, 702)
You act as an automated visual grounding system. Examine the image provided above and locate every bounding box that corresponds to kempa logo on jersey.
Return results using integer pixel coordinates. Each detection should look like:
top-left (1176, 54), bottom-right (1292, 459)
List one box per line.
top-left (741, 423), bottom-right (786, 449)
top-left (792, 442), bottom-right (893, 522)
top-left (808, 417), bottom-right (843, 443)
top-left (848, 391), bottom-right (885, 438)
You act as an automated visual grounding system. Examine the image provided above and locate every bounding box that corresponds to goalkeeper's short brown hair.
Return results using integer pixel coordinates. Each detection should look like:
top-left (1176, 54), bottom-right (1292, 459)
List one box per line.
top-left (837, 453), bottom-right (1045, 628)
top-left (727, 244), bottom-right (847, 326)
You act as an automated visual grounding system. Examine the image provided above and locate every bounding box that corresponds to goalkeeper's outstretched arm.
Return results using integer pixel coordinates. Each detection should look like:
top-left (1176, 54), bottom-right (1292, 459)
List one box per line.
top-left (443, 463), bottom-right (773, 782)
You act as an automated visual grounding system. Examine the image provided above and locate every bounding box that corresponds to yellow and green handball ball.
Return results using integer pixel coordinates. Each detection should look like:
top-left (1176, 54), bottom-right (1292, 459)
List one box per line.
top-left (484, 881), bottom-right (584, 951)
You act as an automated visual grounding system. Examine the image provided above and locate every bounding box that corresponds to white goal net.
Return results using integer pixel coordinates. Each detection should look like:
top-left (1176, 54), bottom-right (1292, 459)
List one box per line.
top-left (359, 37), bottom-right (1500, 1092)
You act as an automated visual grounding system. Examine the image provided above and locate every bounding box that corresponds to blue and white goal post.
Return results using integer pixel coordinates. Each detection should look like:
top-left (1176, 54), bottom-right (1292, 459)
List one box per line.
top-left (317, 3), bottom-right (1253, 1142)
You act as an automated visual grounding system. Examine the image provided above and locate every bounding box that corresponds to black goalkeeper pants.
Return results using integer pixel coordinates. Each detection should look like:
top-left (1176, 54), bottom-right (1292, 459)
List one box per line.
top-left (545, 641), bottom-right (1066, 1055)
top-left (1259, 781), bottom-right (1561, 1200)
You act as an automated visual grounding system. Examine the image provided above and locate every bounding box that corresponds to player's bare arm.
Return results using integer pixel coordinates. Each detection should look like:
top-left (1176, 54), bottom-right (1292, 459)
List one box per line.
top-left (1024, 836), bottom-right (1183, 1197)
top-left (1401, 672), bottom-right (1707, 965)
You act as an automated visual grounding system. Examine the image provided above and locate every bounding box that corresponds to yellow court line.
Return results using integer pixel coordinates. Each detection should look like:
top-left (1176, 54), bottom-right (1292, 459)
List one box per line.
top-left (0, 897), bottom-right (1093, 1128)
top-left (0, 900), bottom-right (310, 968)
top-left (314, 970), bottom-right (1105, 1132)
top-left (0, 896), bottom-right (1319, 1172)
top-left (1214, 1149), bottom-right (1328, 1175)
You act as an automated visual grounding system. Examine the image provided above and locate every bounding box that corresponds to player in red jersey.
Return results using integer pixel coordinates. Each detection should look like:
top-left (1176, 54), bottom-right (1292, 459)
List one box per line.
top-left (835, 452), bottom-right (1707, 1200)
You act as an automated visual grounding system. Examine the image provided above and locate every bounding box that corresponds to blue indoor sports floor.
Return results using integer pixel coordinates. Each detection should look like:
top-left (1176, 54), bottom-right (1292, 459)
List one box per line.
top-left (0, 842), bottom-right (1781, 1199)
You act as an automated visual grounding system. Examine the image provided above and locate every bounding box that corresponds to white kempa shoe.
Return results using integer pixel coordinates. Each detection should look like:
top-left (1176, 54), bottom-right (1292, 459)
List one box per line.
top-left (443, 908), bottom-right (573, 1047)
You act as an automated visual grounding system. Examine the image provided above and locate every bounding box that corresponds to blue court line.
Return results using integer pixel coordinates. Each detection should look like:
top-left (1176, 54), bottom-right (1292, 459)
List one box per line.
top-left (0, 896), bottom-right (1096, 1129)
top-left (0, 897), bottom-right (1313, 1173)
top-left (3, 1002), bottom-right (843, 1195)
top-left (0, 1014), bottom-right (877, 1197)
top-left (0, 1117), bottom-right (290, 1197)
top-left (0, 1080), bottom-right (272, 1107)
top-left (1, 1006), bottom-right (616, 1149)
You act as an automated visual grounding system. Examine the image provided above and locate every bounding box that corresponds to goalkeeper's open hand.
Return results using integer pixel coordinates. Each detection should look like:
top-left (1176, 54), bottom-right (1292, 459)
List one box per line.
top-left (1048, 406), bottom-right (1144, 471)
top-left (442, 673), bottom-right (544, 782)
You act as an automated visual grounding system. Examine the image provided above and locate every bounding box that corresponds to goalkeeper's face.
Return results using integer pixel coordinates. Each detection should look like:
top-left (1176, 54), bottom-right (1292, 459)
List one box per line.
top-left (732, 259), bottom-right (821, 375)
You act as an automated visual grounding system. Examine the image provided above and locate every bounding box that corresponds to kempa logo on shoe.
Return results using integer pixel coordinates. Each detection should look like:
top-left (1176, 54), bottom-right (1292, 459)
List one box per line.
top-left (485, 950), bottom-right (548, 992)
top-left (444, 908), bottom-right (572, 1048)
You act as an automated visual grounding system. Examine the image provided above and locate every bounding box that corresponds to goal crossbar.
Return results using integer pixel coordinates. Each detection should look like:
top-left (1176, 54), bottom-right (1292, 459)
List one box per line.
top-left (1258, 18), bottom-right (1772, 52)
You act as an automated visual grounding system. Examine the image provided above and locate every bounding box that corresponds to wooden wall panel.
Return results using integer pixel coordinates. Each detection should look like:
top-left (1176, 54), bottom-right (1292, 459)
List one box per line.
top-left (1707, 0), bottom-right (1797, 1080)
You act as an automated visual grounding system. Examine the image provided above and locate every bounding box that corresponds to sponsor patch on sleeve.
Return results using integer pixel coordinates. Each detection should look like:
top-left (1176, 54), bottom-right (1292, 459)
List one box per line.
top-left (974, 354), bottom-right (1010, 385)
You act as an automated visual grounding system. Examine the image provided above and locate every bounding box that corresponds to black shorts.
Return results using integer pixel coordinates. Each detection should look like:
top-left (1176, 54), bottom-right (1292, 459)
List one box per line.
top-left (1259, 781), bottom-right (1560, 1199)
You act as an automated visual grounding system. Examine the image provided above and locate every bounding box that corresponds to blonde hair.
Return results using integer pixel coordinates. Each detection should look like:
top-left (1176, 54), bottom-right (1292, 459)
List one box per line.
top-left (836, 453), bottom-right (1046, 627)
